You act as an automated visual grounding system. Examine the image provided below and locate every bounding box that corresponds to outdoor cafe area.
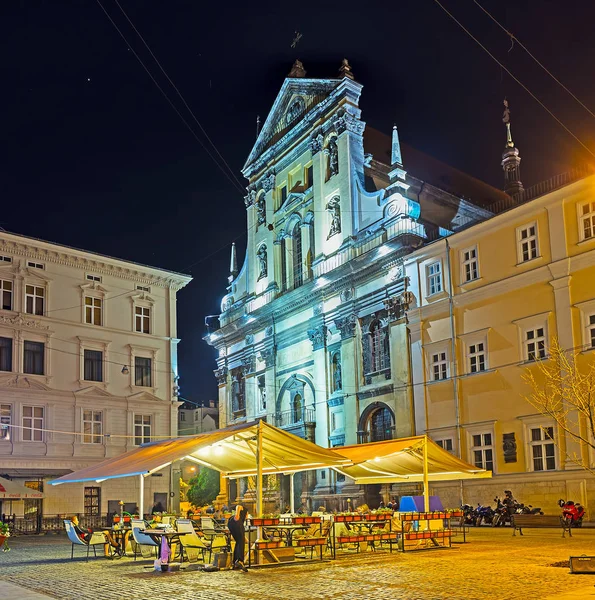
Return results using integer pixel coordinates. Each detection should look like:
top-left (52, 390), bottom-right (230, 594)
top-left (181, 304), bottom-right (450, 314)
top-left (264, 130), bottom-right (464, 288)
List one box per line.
top-left (49, 420), bottom-right (489, 570)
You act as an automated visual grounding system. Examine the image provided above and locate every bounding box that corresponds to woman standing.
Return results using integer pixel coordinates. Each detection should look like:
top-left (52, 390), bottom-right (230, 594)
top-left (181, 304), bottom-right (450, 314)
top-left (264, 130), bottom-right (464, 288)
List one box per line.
top-left (227, 505), bottom-right (248, 572)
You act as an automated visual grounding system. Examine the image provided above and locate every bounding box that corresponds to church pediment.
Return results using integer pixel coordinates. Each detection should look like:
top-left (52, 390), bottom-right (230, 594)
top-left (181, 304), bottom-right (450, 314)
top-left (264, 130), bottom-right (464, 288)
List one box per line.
top-left (243, 77), bottom-right (343, 174)
top-left (127, 390), bottom-right (162, 403)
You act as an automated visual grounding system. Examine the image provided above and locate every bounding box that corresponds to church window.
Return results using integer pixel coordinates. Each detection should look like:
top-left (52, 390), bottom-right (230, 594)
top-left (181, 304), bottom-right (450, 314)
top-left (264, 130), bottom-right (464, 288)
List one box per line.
top-left (361, 313), bottom-right (390, 383)
top-left (359, 405), bottom-right (394, 443)
top-left (280, 185), bottom-right (287, 207)
top-left (370, 320), bottom-right (386, 372)
top-left (292, 222), bottom-right (303, 288)
top-left (305, 164), bottom-right (313, 189)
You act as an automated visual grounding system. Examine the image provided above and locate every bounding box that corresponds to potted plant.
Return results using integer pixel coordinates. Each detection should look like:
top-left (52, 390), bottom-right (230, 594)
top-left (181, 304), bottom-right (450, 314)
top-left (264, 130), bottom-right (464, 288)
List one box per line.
top-left (0, 521), bottom-right (10, 552)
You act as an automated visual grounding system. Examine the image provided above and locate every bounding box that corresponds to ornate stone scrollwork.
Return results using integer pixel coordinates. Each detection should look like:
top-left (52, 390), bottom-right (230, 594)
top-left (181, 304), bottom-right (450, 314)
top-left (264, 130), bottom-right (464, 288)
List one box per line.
top-left (241, 354), bottom-right (256, 375)
top-left (339, 289), bottom-right (353, 303)
top-left (383, 296), bottom-right (404, 321)
top-left (214, 366), bottom-right (228, 385)
top-left (0, 314), bottom-right (49, 330)
top-left (307, 325), bottom-right (328, 351)
top-left (244, 189), bottom-right (257, 208)
top-left (257, 244), bottom-right (268, 280)
top-left (262, 172), bottom-right (275, 193)
top-left (286, 96), bottom-right (305, 125)
top-left (334, 111), bottom-right (347, 135)
top-left (345, 112), bottom-right (365, 135)
top-left (326, 196), bottom-right (341, 240)
top-left (245, 334), bottom-right (254, 346)
top-left (309, 133), bottom-right (324, 155)
top-left (259, 347), bottom-right (275, 369)
top-left (313, 303), bottom-right (324, 316)
top-left (334, 314), bottom-right (357, 340)
top-left (265, 325), bottom-right (274, 337)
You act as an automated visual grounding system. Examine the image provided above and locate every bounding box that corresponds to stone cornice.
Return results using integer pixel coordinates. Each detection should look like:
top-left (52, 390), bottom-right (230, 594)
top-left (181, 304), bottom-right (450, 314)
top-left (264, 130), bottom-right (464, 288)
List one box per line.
top-left (0, 234), bottom-right (192, 290)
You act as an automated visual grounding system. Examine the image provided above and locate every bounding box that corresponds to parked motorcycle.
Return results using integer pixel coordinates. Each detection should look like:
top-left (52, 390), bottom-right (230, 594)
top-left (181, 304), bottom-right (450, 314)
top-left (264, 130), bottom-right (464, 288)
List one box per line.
top-left (492, 496), bottom-right (511, 527)
top-left (559, 499), bottom-right (585, 528)
top-left (461, 504), bottom-right (476, 526)
top-left (517, 503), bottom-right (543, 515)
top-left (474, 503), bottom-right (494, 526)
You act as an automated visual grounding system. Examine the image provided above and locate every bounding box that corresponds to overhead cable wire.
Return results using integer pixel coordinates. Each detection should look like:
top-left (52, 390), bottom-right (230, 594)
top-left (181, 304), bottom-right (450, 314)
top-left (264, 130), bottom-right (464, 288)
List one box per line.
top-left (95, 0), bottom-right (246, 195)
top-left (113, 0), bottom-right (247, 192)
top-left (471, 0), bottom-right (595, 121)
top-left (430, 0), bottom-right (595, 160)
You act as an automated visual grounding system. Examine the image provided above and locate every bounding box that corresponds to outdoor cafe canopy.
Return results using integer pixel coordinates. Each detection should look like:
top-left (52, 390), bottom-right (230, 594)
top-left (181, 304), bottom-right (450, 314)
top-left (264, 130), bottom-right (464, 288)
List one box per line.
top-left (0, 477), bottom-right (45, 499)
top-left (333, 435), bottom-right (492, 484)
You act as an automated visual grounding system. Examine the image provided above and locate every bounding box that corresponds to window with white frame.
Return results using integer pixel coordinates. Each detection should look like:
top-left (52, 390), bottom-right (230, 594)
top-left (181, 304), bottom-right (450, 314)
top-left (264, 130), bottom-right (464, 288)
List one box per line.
top-left (134, 414), bottom-right (151, 445)
top-left (517, 223), bottom-right (538, 262)
top-left (180, 412), bottom-right (186, 422)
top-left (83, 349), bottom-right (103, 382)
top-left (84, 296), bottom-right (103, 326)
top-left (426, 261), bottom-right (442, 295)
top-left (0, 337), bottom-right (12, 372)
top-left (525, 327), bottom-right (546, 361)
top-left (22, 405), bottom-right (44, 442)
top-left (0, 255), bottom-right (12, 263)
top-left (431, 351), bottom-right (448, 381)
top-left (23, 341), bottom-right (44, 375)
top-left (135, 306), bottom-right (150, 334)
top-left (529, 426), bottom-right (556, 471)
top-left (0, 404), bottom-right (11, 440)
top-left (435, 438), bottom-right (453, 452)
top-left (471, 432), bottom-right (494, 471)
top-left (468, 341), bottom-right (486, 373)
top-left (82, 410), bottom-right (103, 444)
top-left (25, 285), bottom-right (44, 316)
top-left (588, 314), bottom-right (595, 349)
top-left (134, 356), bottom-right (152, 387)
top-left (580, 201), bottom-right (595, 241)
top-left (461, 247), bottom-right (479, 282)
top-left (86, 274), bottom-right (101, 283)
top-left (0, 280), bottom-right (13, 311)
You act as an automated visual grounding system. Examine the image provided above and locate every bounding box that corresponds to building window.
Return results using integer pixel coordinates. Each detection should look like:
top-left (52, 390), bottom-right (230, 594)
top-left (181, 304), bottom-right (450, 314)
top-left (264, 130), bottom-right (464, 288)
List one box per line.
top-left (84, 296), bottom-right (102, 326)
top-left (82, 410), bottom-right (103, 444)
top-left (280, 185), bottom-right (287, 206)
top-left (135, 306), bottom-right (151, 334)
top-left (0, 337), bottom-right (12, 372)
top-left (435, 438), bottom-right (453, 452)
top-left (292, 222), bottom-right (303, 288)
top-left (366, 407), bottom-right (394, 442)
top-left (426, 261), bottom-right (442, 295)
top-left (22, 406), bottom-right (44, 442)
top-left (84, 486), bottom-right (101, 516)
top-left (27, 261), bottom-right (44, 270)
top-left (134, 414), bottom-right (151, 445)
top-left (530, 426), bottom-right (556, 471)
top-left (180, 412), bottom-right (186, 422)
top-left (471, 433), bottom-right (493, 471)
top-left (83, 349), bottom-right (103, 382)
top-left (588, 314), bottom-right (595, 349)
top-left (0, 255), bottom-right (12, 263)
top-left (525, 327), bottom-right (546, 361)
top-left (136, 285), bottom-right (150, 292)
top-left (305, 165), bottom-right (313, 188)
top-left (134, 357), bottom-right (152, 387)
top-left (280, 237), bottom-right (287, 291)
top-left (518, 223), bottom-right (538, 262)
top-left (462, 247), bottom-right (479, 282)
top-left (0, 404), bottom-right (11, 440)
top-left (25, 285), bottom-right (44, 316)
top-left (468, 342), bottom-right (486, 373)
top-left (86, 274), bottom-right (101, 283)
top-left (23, 341), bottom-right (44, 375)
top-left (580, 201), bottom-right (595, 241)
top-left (431, 351), bottom-right (448, 381)
top-left (0, 280), bottom-right (13, 311)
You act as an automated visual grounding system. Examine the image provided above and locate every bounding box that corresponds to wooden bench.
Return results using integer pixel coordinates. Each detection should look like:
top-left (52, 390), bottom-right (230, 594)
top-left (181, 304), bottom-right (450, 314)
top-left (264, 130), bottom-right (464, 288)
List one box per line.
top-left (512, 514), bottom-right (571, 538)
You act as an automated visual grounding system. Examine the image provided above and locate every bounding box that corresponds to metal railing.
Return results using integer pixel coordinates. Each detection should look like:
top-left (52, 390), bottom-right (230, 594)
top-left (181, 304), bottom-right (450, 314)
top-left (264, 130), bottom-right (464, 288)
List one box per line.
top-left (8, 513), bottom-right (112, 535)
top-left (274, 407), bottom-right (316, 428)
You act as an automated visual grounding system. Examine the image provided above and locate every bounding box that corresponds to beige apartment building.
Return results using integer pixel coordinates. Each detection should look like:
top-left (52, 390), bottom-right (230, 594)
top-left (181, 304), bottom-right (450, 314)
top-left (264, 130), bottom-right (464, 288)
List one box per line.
top-left (0, 231), bottom-right (191, 521)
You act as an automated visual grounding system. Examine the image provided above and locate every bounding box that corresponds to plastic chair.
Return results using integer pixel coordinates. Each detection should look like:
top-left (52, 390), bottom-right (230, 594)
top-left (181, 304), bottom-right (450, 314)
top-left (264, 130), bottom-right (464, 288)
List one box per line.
top-left (130, 518), bottom-right (159, 561)
top-left (63, 519), bottom-right (107, 562)
top-left (176, 519), bottom-right (210, 562)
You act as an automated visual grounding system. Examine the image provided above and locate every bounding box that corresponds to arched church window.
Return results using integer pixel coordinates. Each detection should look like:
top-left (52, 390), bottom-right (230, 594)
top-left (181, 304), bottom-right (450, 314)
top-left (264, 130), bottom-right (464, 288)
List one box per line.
top-left (292, 393), bottom-right (303, 423)
top-left (370, 319), bottom-right (385, 372)
top-left (306, 217), bottom-right (315, 279)
top-left (364, 406), bottom-right (394, 442)
top-left (292, 221), bottom-right (303, 288)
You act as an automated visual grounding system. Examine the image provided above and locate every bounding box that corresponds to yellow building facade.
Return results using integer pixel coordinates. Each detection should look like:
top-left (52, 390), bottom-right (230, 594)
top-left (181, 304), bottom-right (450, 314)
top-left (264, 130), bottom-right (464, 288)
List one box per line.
top-left (405, 173), bottom-right (595, 516)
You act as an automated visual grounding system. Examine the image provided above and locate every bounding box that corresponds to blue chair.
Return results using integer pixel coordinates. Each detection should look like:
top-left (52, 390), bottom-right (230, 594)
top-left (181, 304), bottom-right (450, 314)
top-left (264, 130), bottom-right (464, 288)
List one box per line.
top-left (130, 519), bottom-right (159, 561)
top-left (63, 520), bottom-right (107, 561)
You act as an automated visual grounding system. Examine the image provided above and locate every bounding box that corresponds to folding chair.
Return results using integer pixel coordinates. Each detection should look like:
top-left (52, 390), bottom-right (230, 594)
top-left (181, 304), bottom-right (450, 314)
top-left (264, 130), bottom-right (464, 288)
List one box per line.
top-left (63, 520), bottom-right (107, 562)
top-left (130, 519), bottom-right (159, 561)
top-left (176, 519), bottom-right (210, 563)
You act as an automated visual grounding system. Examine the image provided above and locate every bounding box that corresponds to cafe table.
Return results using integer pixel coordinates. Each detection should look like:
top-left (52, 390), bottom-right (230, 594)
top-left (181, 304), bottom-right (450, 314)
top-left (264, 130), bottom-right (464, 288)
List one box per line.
top-left (104, 526), bottom-right (131, 557)
top-left (140, 529), bottom-right (181, 561)
top-left (263, 524), bottom-right (310, 546)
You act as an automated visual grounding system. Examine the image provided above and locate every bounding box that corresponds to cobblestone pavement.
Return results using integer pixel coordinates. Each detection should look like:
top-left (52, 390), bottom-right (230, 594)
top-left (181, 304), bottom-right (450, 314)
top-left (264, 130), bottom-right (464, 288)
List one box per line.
top-left (2, 528), bottom-right (595, 600)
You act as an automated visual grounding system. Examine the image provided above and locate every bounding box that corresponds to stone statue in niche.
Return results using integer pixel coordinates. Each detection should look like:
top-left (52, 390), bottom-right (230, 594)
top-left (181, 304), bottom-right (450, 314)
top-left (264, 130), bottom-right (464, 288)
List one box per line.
top-left (257, 195), bottom-right (266, 225)
top-left (503, 432), bottom-right (517, 463)
top-left (257, 244), bottom-right (267, 280)
top-left (333, 354), bottom-right (342, 392)
top-left (326, 196), bottom-right (341, 240)
top-left (324, 137), bottom-right (339, 178)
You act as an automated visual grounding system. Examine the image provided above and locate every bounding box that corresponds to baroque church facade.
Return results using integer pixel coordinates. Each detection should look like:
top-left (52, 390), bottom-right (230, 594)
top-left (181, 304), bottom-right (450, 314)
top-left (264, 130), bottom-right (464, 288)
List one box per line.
top-left (206, 59), bottom-right (509, 509)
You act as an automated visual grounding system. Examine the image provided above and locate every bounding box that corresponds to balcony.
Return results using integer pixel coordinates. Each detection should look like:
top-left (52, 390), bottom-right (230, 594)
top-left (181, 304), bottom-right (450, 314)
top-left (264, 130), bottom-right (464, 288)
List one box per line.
top-left (274, 407), bottom-right (316, 441)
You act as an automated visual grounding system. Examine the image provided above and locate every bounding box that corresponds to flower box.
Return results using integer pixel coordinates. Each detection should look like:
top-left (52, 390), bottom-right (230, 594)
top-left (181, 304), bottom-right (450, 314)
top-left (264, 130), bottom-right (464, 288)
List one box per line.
top-left (335, 514), bottom-right (356, 523)
top-left (337, 536), bottom-right (358, 544)
top-left (254, 540), bottom-right (280, 550)
top-left (251, 517), bottom-right (280, 527)
top-left (381, 533), bottom-right (395, 540)
top-left (450, 511), bottom-right (463, 518)
top-left (293, 516), bottom-right (321, 525)
top-left (296, 537), bottom-right (325, 547)
top-left (366, 514), bottom-right (379, 521)
top-left (401, 514), bottom-right (414, 521)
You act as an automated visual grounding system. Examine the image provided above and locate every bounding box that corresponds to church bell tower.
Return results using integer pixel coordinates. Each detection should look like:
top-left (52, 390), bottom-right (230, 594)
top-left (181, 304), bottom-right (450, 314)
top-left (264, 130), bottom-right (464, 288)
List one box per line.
top-left (501, 99), bottom-right (523, 197)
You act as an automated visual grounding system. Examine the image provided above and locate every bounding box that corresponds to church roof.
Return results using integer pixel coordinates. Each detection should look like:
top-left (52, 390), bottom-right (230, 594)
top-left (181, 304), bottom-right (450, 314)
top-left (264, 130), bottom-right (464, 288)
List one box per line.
top-left (364, 126), bottom-right (509, 208)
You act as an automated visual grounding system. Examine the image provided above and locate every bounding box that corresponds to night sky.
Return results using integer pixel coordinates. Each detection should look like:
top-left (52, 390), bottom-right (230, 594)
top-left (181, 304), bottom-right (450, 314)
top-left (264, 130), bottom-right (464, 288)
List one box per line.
top-left (2, 1), bottom-right (595, 404)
